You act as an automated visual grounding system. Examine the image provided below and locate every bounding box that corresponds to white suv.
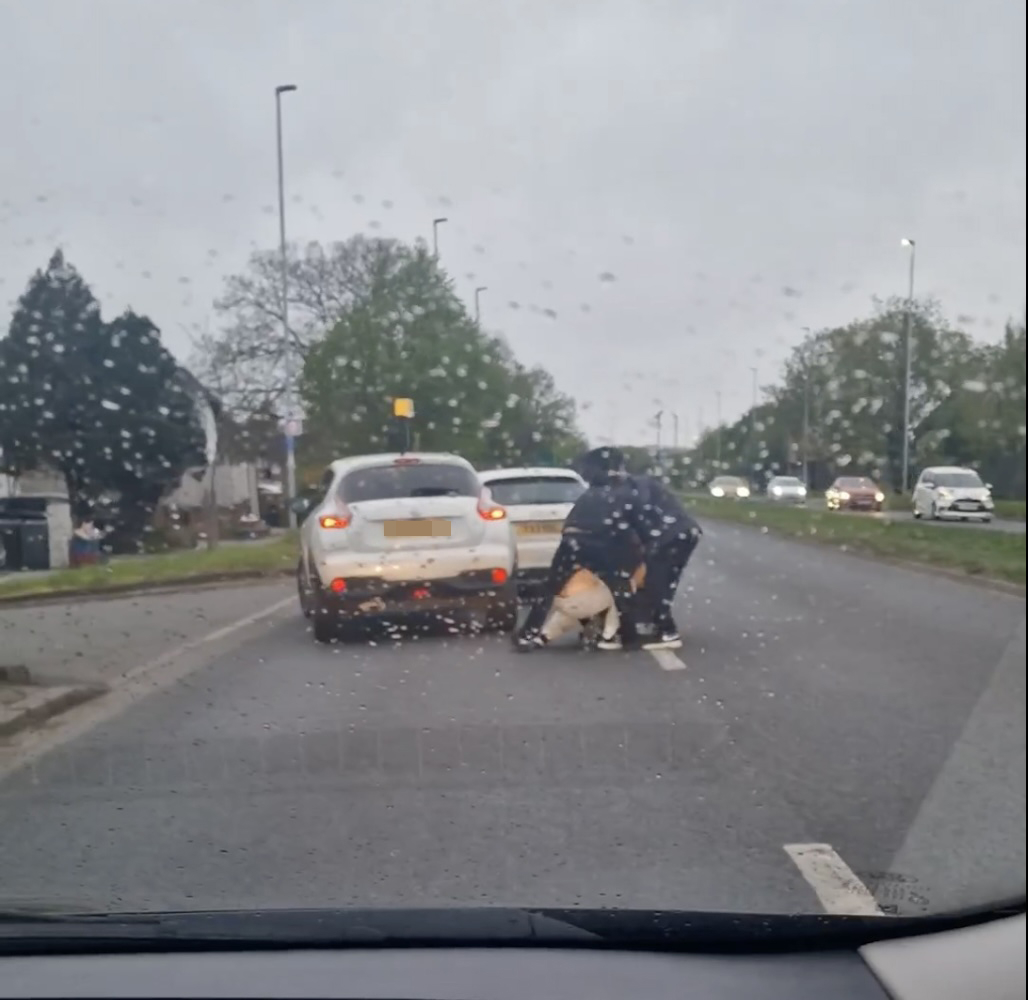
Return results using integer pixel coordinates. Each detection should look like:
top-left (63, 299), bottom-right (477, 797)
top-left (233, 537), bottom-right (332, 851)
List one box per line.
top-left (912, 466), bottom-right (994, 523)
top-left (295, 453), bottom-right (518, 642)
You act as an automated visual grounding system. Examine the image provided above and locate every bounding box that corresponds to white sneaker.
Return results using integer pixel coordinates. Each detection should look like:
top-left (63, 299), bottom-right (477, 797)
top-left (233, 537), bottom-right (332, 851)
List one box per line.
top-left (643, 632), bottom-right (682, 650)
top-left (596, 633), bottom-right (623, 651)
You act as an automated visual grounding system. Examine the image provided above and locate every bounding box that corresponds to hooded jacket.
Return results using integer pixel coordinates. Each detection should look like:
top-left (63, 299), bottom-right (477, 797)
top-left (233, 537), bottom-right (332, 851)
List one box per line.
top-left (611, 473), bottom-right (701, 552)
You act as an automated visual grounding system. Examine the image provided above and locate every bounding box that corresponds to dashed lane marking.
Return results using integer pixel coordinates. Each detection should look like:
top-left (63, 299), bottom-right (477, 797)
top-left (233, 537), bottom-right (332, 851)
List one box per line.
top-left (648, 648), bottom-right (687, 671)
top-left (784, 842), bottom-right (886, 916)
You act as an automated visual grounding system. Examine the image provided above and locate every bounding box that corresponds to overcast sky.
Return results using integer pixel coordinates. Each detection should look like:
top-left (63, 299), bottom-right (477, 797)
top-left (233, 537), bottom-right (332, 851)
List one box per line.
top-left (1, 0), bottom-right (1024, 446)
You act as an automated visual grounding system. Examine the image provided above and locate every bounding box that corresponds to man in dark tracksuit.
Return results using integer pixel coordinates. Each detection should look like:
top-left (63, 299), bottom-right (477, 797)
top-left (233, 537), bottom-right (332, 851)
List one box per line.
top-left (515, 450), bottom-right (642, 652)
top-left (612, 468), bottom-right (702, 650)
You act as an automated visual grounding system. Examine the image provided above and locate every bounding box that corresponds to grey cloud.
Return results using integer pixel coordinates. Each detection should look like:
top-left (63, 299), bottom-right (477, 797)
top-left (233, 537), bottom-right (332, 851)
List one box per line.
top-left (0, 0), bottom-right (1023, 445)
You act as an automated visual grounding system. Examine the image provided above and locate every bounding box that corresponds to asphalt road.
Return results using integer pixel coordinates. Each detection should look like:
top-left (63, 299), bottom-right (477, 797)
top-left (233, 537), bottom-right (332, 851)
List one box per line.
top-left (0, 525), bottom-right (1023, 919)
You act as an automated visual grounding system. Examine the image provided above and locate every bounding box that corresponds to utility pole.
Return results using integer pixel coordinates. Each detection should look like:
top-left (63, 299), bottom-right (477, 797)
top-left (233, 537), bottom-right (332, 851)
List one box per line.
top-left (749, 366), bottom-right (758, 471)
top-left (900, 238), bottom-right (917, 493)
top-left (672, 412), bottom-right (679, 449)
top-left (474, 285), bottom-right (487, 324)
top-left (715, 391), bottom-right (722, 466)
top-left (275, 83), bottom-right (299, 529)
top-left (800, 328), bottom-right (811, 486)
top-left (654, 409), bottom-right (663, 462)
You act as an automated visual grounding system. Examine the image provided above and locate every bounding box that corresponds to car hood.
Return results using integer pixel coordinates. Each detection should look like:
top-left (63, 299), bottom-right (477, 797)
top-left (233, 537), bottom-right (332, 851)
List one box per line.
top-left (937, 486), bottom-right (990, 500)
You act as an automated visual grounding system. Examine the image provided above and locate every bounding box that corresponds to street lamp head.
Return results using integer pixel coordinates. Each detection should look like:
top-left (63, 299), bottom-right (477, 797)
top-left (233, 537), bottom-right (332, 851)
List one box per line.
top-left (475, 285), bottom-right (487, 294)
top-left (433, 216), bottom-right (448, 226)
top-left (900, 237), bottom-right (915, 247)
top-left (276, 84), bottom-right (298, 95)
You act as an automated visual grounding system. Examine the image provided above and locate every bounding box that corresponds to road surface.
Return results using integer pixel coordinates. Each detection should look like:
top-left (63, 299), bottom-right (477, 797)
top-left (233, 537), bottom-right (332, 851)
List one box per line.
top-left (877, 509), bottom-right (1026, 533)
top-left (0, 524), bottom-right (1023, 918)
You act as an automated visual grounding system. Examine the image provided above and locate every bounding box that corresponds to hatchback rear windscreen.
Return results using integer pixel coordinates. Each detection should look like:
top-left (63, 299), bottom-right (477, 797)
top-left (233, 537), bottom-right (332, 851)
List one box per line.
top-left (341, 463), bottom-right (479, 501)
top-left (484, 476), bottom-right (586, 505)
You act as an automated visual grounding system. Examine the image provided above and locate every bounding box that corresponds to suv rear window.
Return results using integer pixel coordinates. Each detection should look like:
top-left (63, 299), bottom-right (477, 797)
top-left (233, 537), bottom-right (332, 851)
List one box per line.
top-left (484, 476), bottom-right (586, 505)
top-left (340, 462), bottom-right (479, 502)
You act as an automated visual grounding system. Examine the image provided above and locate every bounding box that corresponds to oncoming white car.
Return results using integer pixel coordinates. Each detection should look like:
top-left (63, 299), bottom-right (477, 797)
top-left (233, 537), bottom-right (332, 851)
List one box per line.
top-left (477, 467), bottom-right (586, 593)
top-left (912, 465), bottom-right (995, 523)
top-left (295, 453), bottom-right (518, 642)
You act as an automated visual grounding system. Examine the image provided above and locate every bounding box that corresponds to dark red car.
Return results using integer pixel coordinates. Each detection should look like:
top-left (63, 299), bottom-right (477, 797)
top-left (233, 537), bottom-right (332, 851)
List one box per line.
top-left (825, 476), bottom-right (885, 512)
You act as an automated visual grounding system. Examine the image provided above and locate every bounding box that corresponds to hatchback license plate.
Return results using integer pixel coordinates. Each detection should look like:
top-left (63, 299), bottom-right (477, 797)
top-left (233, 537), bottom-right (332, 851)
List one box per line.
top-left (383, 519), bottom-right (451, 538)
top-left (516, 521), bottom-right (562, 536)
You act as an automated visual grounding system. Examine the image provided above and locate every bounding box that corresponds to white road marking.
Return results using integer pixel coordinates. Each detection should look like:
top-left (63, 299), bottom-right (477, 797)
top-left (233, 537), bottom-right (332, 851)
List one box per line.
top-left (648, 648), bottom-right (687, 671)
top-left (784, 842), bottom-right (886, 916)
top-left (0, 595), bottom-right (295, 781)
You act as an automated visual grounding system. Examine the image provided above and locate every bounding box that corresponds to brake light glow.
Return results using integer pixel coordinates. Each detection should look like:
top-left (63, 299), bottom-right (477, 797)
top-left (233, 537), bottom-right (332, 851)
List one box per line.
top-left (319, 503), bottom-right (352, 530)
top-left (490, 568), bottom-right (508, 585)
top-left (477, 487), bottom-right (507, 521)
top-left (329, 578), bottom-right (347, 593)
top-left (393, 457), bottom-right (421, 466)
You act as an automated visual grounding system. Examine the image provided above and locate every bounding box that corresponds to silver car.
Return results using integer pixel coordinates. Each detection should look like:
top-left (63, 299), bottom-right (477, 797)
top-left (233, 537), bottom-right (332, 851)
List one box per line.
top-left (477, 466), bottom-right (586, 594)
top-left (766, 475), bottom-right (808, 504)
top-left (295, 453), bottom-right (518, 642)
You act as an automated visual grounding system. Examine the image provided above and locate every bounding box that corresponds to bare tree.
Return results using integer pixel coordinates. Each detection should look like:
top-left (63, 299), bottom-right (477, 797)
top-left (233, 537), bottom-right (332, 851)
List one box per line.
top-left (191, 235), bottom-right (419, 418)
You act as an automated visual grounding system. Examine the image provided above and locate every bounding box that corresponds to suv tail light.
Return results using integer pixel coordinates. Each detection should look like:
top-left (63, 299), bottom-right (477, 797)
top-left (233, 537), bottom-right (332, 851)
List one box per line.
top-left (477, 487), bottom-right (507, 521)
top-left (319, 504), bottom-right (352, 530)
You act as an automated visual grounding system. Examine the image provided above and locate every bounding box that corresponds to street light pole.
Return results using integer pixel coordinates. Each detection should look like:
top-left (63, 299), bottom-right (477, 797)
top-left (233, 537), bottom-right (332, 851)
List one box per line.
top-left (800, 328), bottom-right (811, 486)
top-left (474, 286), bottom-right (487, 324)
top-left (432, 217), bottom-right (448, 257)
top-left (900, 238), bottom-right (917, 494)
top-left (275, 83), bottom-right (298, 529)
top-left (672, 412), bottom-right (679, 449)
top-left (749, 365), bottom-right (758, 473)
top-left (654, 409), bottom-right (663, 461)
top-left (715, 391), bottom-right (722, 466)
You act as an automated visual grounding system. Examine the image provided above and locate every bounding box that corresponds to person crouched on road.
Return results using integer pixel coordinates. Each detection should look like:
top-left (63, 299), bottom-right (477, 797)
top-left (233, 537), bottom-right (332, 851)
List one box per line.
top-left (515, 447), bottom-right (642, 653)
top-left (605, 456), bottom-right (703, 651)
top-left (537, 562), bottom-right (647, 648)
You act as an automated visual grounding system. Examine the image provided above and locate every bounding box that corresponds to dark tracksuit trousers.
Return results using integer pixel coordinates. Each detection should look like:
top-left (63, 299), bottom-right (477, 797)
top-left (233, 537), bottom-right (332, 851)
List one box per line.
top-left (644, 525), bottom-right (701, 634)
top-left (520, 530), bottom-right (638, 639)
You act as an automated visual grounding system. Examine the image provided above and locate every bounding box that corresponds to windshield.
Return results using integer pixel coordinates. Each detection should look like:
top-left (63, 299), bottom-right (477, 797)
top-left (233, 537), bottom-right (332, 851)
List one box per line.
top-left (484, 476), bottom-right (585, 505)
top-left (932, 471), bottom-right (985, 489)
top-left (341, 463), bottom-right (479, 501)
top-left (0, 0), bottom-right (1023, 940)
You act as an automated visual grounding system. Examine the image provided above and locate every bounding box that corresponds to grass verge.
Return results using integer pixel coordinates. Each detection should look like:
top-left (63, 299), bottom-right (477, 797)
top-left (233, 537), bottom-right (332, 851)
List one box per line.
top-left (685, 497), bottom-right (1026, 587)
top-left (994, 500), bottom-right (1027, 521)
top-left (0, 535), bottom-right (297, 602)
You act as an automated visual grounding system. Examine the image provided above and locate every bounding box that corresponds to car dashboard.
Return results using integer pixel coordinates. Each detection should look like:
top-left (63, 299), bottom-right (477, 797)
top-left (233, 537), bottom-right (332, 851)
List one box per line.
top-left (0, 910), bottom-right (1022, 999)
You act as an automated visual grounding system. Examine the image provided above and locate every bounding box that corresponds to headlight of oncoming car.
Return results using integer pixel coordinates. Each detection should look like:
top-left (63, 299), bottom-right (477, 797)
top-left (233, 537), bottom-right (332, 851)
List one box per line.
top-left (711, 487), bottom-right (725, 497)
top-left (737, 487), bottom-right (750, 498)
top-left (874, 491), bottom-right (885, 503)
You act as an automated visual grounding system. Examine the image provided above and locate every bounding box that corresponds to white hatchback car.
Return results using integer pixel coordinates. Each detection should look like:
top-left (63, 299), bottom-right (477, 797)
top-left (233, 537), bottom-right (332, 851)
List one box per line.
top-left (295, 453), bottom-right (518, 642)
top-left (912, 465), bottom-right (994, 523)
top-left (477, 467), bottom-right (586, 593)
